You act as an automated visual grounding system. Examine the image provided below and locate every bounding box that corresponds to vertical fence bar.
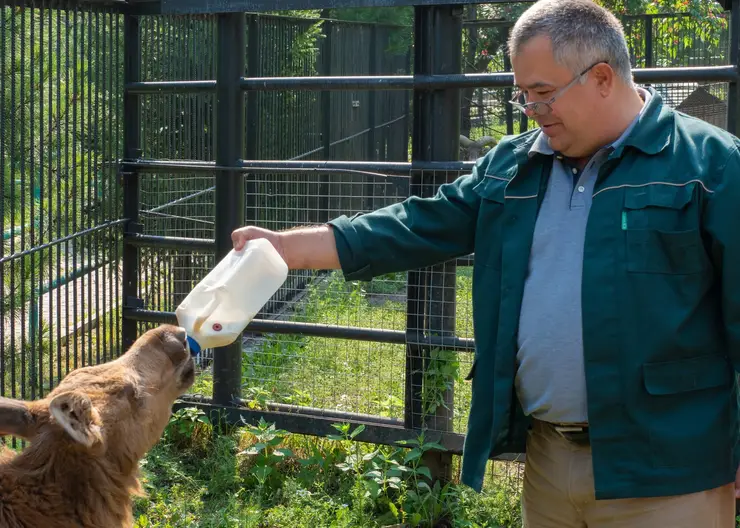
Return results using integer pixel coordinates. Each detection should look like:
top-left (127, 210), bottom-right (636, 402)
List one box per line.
top-left (407, 4), bottom-right (462, 484)
top-left (319, 19), bottom-right (332, 222)
top-left (504, 46), bottom-right (514, 135)
top-left (644, 15), bottom-right (653, 69)
top-left (122, 12), bottom-right (141, 353)
top-left (212, 12), bottom-right (246, 407)
top-left (461, 6), bottom-right (477, 139)
top-left (728, 0), bottom-right (739, 137)
top-left (245, 14), bottom-right (260, 226)
top-left (364, 24), bottom-right (378, 211)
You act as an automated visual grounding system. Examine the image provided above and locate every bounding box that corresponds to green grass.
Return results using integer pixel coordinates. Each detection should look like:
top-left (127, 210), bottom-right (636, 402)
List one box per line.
top-left (135, 269), bottom-right (524, 527)
top-left (133, 409), bottom-right (523, 528)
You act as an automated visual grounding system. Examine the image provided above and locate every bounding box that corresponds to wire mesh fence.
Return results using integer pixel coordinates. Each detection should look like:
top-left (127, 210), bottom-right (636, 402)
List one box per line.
top-left (0, 2), bottom-right (124, 416)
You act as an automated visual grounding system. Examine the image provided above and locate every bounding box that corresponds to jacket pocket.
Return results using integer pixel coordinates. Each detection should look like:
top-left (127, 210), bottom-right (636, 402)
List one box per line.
top-left (642, 354), bottom-right (733, 468)
top-left (643, 354), bottom-right (731, 396)
top-left (472, 177), bottom-right (507, 269)
top-left (622, 184), bottom-right (709, 274)
top-left (473, 175), bottom-right (508, 204)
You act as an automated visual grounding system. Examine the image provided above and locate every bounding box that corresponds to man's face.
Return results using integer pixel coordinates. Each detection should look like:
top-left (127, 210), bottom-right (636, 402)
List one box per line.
top-left (511, 35), bottom-right (603, 158)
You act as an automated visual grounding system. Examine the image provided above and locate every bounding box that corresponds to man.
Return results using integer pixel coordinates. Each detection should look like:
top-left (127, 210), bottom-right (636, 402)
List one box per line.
top-left (232, 0), bottom-right (740, 525)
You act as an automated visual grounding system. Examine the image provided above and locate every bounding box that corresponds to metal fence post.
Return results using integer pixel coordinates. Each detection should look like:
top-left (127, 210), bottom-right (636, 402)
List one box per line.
top-left (122, 13), bottom-right (142, 354)
top-left (407, 3), bottom-right (463, 484)
top-left (212, 13), bottom-right (246, 407)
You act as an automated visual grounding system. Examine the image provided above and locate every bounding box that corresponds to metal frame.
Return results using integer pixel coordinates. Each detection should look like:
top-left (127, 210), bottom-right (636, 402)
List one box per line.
top-left (119, 0), bottom-right (740, 476)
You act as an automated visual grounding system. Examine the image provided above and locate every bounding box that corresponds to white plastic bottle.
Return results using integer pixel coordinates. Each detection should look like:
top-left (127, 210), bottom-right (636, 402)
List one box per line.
top-left (175, 238), bottom-right (289, 355)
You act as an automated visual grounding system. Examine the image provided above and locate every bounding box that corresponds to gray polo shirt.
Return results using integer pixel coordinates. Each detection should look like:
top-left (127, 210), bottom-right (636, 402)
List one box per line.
top-left (515, 88), bottom-right (651, 424)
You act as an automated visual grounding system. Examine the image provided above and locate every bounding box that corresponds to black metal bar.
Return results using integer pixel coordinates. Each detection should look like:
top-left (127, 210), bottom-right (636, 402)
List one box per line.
top-left (245, 14), bottom-right (260, 226)
top-left (122, 13), bottom-right (142, 354)
top-left (121, 66), bottom-right (740, 94)
top-left (212, 12), bottom-right (246, 407)
top-left (122, 308), bottom-right (477, 350)
top-left (125, 80), bottom-right (218, 94)
top-left (408, 3), bottom-right (462, 484)
top-left (124, 234), bottom-right (216, 252)
top-left (160, 0), bottom-right (533, 14)
top-left (644, 15), bottom-right (653, 69)
top-left (728, 0), bottom-right (740, 136)
top-left (319, 20), bottom-right (333, 222)
top-left (363, 24), bottom-right (379, 212)
top-left (172, 399), bottom-right (525, 462)
top-left (504, 38), bottom-right (514, 135)
top-left (181, 393), bottom-right (403, 426)
top-left (0, 0), bottom-right (127, 10)
top-left (121, 158), bottom-right (476, 173)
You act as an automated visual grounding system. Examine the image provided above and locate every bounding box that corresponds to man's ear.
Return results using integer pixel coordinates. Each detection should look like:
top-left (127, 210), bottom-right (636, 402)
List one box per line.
top-left (0, 396), bottom-right (37, 440)
top-left (49, 392), bottom-right (103, 448)
top-left (594, 62), bottom-right (615, 96)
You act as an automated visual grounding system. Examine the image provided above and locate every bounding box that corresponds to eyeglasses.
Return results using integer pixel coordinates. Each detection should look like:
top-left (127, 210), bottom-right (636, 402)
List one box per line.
top-left (509, 61), bottom-right (606, 117)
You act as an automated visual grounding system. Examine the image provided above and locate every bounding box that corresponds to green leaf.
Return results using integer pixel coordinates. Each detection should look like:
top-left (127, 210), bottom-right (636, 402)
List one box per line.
top-left (251, 465), bottom-right (273, 480)
top-left (415, 466), bottom-right (432, 481)
top-left (404, 448), bottom-right (422, 463)
top-left (421, 441), bottom-right (447, 452)
top-left (349, 424), bottom-right (366, 439)
top-left (363, 479), bottom-right (381, 499)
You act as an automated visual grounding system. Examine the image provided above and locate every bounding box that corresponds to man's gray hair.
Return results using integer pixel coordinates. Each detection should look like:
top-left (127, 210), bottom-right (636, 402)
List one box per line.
top-left (508, 0), bottom-right (634, 86)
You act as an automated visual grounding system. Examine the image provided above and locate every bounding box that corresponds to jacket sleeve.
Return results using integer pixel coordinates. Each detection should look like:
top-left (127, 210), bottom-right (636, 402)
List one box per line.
top-left (327, 154), bottom-right (491, 282)
top-left (704, 141), bottom-right (740, 374)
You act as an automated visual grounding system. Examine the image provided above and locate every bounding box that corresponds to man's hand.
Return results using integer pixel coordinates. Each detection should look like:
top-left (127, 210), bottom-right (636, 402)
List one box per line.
top-left (231, 224), bottom-right (341, 271)
top-left (231, 226), bottom-right (286, 258)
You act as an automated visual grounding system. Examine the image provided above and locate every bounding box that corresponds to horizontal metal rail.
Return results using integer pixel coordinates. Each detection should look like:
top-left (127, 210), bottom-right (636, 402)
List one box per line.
top-left (172, 397), bottom-right (524, 462)
top-left (124, 308), bottom-right (476, 351)
top-left (180, 393), bottom-right (403, 427)
top-left (125, 80), bottom-right (217, 94)
top-left (123, 66), bottom-right (740, 94)
top-left (124, 233), bottom-right (216, 252)
top-left (0, 219), bottom-right (127, 266)
top-left (240, 73), bottom-right (515, 90)
top-left (159, 0), bottom-right (534, 15)
top-left (0, 0), bottom-right (127, 10)
top-left (122, 159), bottom-right (474, 174)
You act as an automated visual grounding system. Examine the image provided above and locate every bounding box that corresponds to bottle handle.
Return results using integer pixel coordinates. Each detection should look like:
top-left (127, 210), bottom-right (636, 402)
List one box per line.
top-left (191, 291), bottom-right (221, 332)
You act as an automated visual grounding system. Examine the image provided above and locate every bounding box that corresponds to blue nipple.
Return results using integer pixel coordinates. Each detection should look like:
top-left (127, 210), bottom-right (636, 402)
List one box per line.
top-left (186, 335), bottom-right (201, 357)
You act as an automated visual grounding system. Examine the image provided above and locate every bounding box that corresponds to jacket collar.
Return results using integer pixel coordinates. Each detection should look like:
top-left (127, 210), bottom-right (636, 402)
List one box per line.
top-left (614, 86), bottom-right (672, 156)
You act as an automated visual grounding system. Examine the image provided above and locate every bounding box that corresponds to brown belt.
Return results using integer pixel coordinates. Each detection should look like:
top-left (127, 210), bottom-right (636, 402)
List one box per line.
top-left (547, 421), bottom-right (591, 446)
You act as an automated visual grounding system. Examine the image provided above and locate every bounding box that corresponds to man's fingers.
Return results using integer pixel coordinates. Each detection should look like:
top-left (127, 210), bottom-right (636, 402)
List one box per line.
top-left (231, 229), bottom-right (246, 250)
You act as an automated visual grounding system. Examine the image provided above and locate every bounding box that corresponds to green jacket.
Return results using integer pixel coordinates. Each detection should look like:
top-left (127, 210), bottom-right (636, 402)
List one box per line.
top-left (327, 88), bottom-right (740, 500)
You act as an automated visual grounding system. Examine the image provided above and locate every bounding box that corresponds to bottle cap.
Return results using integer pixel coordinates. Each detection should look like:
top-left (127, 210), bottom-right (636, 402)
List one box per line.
top-left (186, 335), bottom-right (201, 357)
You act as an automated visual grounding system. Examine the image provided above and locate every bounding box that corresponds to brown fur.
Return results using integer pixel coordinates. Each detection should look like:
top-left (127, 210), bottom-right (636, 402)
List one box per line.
top-left (0, 324), bottom-right (196, 528)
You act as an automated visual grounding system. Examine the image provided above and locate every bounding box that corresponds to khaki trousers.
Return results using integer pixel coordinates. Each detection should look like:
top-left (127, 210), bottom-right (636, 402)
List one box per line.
top-left (521, 419), bottom-right (736, 528)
